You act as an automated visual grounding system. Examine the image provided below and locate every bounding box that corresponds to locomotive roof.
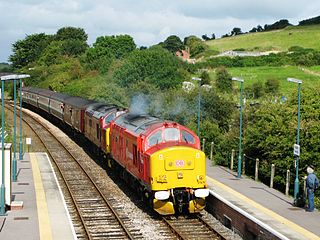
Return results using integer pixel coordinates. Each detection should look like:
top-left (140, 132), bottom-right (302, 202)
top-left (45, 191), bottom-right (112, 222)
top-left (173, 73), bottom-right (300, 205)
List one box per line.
top-left (114, 113), bottom-right (164, 134)
top-left (86, 102), bottom-right (118, 118)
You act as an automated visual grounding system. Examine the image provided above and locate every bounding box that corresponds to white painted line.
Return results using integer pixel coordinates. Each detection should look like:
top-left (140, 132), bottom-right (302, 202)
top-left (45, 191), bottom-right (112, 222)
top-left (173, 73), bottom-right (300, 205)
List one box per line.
top-left (209, 190), bottom-right (290, 240)
top-left (44, 152), bottom-right (77, 240)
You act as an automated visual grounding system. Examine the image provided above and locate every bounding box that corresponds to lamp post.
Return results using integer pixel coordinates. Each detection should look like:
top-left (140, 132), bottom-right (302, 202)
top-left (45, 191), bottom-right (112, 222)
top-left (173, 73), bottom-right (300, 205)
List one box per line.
top-left (232, 77), bottom-right (244, 178)
top-left (13, 79), bottom-right (17, 181)
top-left (0, 78), bottom-right (5, 215)
top-left (287, 77), bottom-right (302, 203)
top-left (192, 77), bottom-right (202, 138)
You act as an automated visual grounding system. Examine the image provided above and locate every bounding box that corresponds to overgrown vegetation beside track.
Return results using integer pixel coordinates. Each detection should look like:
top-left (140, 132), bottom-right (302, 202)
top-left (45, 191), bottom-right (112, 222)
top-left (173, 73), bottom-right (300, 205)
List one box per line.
top-left (6, 22), bottom-right (320, 207)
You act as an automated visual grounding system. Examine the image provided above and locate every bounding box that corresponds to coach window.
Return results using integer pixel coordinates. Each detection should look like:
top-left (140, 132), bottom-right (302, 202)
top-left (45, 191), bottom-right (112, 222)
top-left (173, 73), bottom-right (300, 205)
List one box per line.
top-left (164, 128), bottom-right (180, 142)
top-left (147, 130), bottom-right (162, 147)
top-left (182, 130), bottom-right (195, 144)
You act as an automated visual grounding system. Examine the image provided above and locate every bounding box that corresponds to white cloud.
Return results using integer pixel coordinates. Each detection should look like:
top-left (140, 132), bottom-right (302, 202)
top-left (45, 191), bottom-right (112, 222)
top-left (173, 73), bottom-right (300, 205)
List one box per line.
top-left (0, 0), bottom-right (320, 62)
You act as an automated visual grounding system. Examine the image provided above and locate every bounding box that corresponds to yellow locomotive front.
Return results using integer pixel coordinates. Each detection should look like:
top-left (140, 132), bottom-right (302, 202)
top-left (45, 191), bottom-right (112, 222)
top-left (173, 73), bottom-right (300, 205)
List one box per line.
top-left (145, 123), bottom-right (209, 215)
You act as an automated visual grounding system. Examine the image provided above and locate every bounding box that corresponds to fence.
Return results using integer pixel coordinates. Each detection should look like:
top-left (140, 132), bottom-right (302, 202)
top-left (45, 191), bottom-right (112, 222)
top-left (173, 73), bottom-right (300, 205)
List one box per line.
top-left (201, 137), bottom-right (307, 198)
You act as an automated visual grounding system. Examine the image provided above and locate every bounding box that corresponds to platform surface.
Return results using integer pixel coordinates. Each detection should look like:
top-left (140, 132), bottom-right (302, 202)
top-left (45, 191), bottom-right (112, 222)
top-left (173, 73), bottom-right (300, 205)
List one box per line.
top-left (0, 152), bottom-right (76, 240)
top-left (206, 159), bottom-right (320, 240)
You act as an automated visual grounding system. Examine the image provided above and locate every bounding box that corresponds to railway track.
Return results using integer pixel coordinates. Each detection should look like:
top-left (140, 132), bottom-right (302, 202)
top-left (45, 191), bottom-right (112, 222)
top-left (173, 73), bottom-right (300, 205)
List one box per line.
top-left (162, 214), bottom-right (226, 239)
top-left (6, 104), bottom-right (140, 240)
top-left (6, 103), bottom-right (240, 239)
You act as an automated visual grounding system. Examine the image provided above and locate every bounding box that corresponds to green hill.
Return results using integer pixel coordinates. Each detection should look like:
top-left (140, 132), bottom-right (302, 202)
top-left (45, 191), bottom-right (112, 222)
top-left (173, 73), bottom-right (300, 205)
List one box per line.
top-left (206, 25), bottom-right (320, 52)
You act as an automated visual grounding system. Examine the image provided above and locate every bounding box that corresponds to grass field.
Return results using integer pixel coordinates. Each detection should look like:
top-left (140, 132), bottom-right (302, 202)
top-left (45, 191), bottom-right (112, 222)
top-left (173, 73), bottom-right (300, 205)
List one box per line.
top-left (209, 65), bottom-right (320, 96)
top-left (206, 25), bottom-right (320, 52)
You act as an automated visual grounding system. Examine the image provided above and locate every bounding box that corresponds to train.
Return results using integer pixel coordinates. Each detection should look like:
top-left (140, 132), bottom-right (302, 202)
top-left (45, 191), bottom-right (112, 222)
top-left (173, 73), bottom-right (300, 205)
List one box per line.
top-left (22, 87), bottom-right (209, 215)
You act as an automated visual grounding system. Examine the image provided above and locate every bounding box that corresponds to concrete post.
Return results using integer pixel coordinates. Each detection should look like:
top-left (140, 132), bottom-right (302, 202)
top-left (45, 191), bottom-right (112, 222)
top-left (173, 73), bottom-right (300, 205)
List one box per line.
top-left (285, 170), bottom-right (290, 196)
top-left (202, 138), bottom-right (206, 152)
top-left (270, 164), bottom-right (275, 188)
top-left (242, 154), bottom-right (246, 175)
top-left (255, 158), bottom-right (259, 181)
top-left (230, 149), bottom-right (235, 170)
top-left (210, 142), bottom-right (214, 161)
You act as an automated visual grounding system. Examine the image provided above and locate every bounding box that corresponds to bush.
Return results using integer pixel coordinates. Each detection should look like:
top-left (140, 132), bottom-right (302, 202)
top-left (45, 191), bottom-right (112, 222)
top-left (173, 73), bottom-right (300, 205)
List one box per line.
top-left (265, 78), bottom-right (280, 94)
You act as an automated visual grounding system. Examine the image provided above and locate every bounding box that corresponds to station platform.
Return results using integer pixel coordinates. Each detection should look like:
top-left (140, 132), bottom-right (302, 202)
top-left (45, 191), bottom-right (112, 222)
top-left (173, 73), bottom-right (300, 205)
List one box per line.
top-left (206, 159), bottom-right (320, 240)
top-left (0, 152), bottom-right (76, 240)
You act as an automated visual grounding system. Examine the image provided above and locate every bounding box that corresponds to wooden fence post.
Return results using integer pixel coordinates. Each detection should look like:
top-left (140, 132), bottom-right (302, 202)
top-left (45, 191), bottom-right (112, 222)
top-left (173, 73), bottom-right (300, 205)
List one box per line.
top-left (242, 154), bottom-right (246, 175)
top-left (270, 164), bottom-right (275, 188)
top-left (210, 142), bottom-right (214, 162)
top-left (230, 149), bottom-right (235, 170)
top-left (255, 158), bottom-right (259, 181)
top-left (202, 138), bottom-right (206, 152)
top-left (285, 170), bottom-right (290, 196)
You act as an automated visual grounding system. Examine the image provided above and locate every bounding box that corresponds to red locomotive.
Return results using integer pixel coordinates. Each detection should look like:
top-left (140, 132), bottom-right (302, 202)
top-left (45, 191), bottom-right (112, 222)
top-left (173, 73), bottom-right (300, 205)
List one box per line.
top-left (22, 87), bottom-right (209, 215)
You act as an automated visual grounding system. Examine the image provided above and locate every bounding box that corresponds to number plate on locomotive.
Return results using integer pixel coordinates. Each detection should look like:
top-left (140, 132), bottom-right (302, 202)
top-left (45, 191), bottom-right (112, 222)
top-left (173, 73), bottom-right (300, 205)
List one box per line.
top-left (175, 160), bottom-right (185, 167)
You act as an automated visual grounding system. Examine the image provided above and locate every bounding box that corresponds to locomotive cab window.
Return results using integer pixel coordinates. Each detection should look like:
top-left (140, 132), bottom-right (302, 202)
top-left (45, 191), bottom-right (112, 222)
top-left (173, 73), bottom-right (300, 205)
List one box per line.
top-left (164, 128), bottom-right (180, 142)
top-left (182, 130), bottom-right (195, 144)
top-left (105, 112), bottom-right (116, 124)
top-left (147, 130), bottom-right (162, 147)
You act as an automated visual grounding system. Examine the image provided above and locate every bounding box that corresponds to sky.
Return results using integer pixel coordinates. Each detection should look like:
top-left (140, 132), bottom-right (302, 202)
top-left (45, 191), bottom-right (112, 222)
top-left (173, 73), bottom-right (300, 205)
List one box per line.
top-left (0, 0), bottom-right (319, 63)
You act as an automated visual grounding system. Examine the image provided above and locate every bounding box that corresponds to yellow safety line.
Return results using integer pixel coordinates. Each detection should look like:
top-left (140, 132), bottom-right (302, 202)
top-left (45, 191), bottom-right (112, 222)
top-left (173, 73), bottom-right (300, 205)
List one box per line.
top-left (207, 176), bottom-right (320, 240)
top-left (30, 153), bottom-right (53, 240)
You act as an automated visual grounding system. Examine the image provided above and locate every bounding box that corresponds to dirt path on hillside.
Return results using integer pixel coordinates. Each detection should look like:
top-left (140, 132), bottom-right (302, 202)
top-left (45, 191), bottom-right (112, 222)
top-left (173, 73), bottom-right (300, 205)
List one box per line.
top-left (299, 67), bottom-right (320, 76)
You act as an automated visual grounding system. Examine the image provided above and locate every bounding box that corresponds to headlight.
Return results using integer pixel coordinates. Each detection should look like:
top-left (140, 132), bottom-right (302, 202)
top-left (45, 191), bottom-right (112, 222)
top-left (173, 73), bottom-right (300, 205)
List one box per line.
top-left (155, 191), bottom-right (170, 200)
top-left (195, 189), bottom-right (209, 198)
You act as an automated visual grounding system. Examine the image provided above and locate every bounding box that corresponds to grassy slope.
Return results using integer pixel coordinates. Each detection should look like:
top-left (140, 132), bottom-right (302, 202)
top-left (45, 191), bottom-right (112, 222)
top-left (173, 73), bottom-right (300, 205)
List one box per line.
top-left (208, 66), bottom-right (320, 96)
top-left (206, 25), bottom-right (320, 52)
top-left (204, 25), bottom-right (320, 96)
top-left (229, 66), bottom-right (320, 94)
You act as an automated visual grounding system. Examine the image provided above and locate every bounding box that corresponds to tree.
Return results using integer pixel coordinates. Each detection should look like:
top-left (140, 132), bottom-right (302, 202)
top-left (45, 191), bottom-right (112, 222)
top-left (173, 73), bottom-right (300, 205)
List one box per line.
top-left (215, 67), bottom-right (232, 92)
top-left (299, 15), bottom-right (320, 26)
top-left (264, 19), bottom-right (291, 31)
top-left (202, 34), bottom-right (211, 41)
top-left (184, 36), bottom-right (208, 57)
top-left (252, 82), bottom-right (264, 98)
top-left (249, 27), bottom-right (257, 33)
top-left (61, 39), bottom-right (88, 57)
top-left (55, 27), bottom-right (88, 42)
top-left (38, 41), bottom-right (63, 66)
top-left (201, 89), bottom-right (233, 130)
top-left (211, 33), bottom-right (216, 40)
top-left (200, 71), bottom-right (211, 85)
top-left (93, 34), bottom-right (136, 59)
top-left (114, 46), bottom-right (184, 89)
top-left (82, 34), bottom-right (136, 72)
top-left (231, 27), bottom-right (242, 36)
top-left (9, 33), bottom-right (52, 68)
top-left (257, 25), bottom-right (263, 32)
top-left (162, 35), bottom-right (184, 53)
